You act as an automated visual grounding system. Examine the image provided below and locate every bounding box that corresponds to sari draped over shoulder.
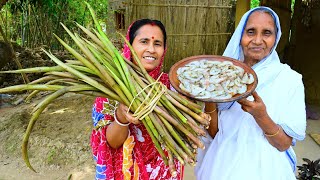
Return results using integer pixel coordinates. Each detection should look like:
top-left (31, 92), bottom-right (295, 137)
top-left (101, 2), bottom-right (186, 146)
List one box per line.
top-left (90, 21), bottom-right (182, 180)
top-left (195, 6), bottom-right (306, 180)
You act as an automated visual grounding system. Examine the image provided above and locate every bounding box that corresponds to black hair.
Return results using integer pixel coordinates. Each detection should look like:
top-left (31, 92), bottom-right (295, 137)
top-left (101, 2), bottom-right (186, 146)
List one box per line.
top-left (129, 19), bottom-right (167, 48)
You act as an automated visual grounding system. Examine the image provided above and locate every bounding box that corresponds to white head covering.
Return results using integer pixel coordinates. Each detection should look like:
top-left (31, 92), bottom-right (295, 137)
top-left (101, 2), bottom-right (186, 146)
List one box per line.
top-left (218, 7), bottom-right (283, 110)
top-left (223, 6), bottom-right (281, 66)
top-left (196, 8), bottom-right (306, 178)
top-left (221, 6), bottom-right (306, 140)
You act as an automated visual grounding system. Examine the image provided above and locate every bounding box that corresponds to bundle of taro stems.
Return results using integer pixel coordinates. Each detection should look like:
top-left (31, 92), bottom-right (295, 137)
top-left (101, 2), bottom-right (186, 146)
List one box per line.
top-left (0, 3), bottom-right (210, 177)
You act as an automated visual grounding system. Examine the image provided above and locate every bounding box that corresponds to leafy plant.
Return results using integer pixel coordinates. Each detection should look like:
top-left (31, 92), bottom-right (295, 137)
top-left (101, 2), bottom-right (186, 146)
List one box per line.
top-left (297, 158), bottom-right (320, 180)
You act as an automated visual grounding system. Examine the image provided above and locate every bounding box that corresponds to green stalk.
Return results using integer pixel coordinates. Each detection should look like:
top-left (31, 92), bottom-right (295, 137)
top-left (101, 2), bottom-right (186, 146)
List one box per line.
top-left (74, 34), bottom-right (133, 106)
top-left (44, 72), bottom-right (78, 79)
top-left (28, 76), bottom-right (57, 85)
top-left (0, 84), bottom-right (64, 93)
top-left (128, 66), bottom-right (197, 156)
top-left (92, 31), bottom-right (132, 95)
top-left (68, 64), bottom-right (98, 75)
top-left (165, 142), bottom-right (185, 166)
top-left (76, 22), bottom-right (104, 48)
top-left (153, 113), bottom-right (193, 161)
top-left (92, 29), bottom-right (117, 64)
top-left (167, 148), bottom-right (178, 178)
top-left (65, 60), bottom-right (84, 65)
top-left (124, 56), bottom-right (141, 73)
top-left (154, 106), bottom-right (205, 149)
top-left (159, 97), bottom-right (188, 123)
top-left (133, 82), bottom-right (164, 119)
top-left (181, 111), bottom-right (207, 136)
top-left (0, 66), bottom-right (63, 73)
top-left (88, 15), bottom-right (130, 89)
top-left (140, 119), bottom-right (168, 165)
top-left (85, 40), bottom-right (121, 80)
top-left (129, 67), bottom-right (165, 111)
top-left (157, 114), bottom-right (194, 158)
top-left (22, 87), bottom-right (70, 172)
top-left (22, 85), bottom-right (97, 172)
top-left (53, 33), bottom-right (101, 77)
top-left (165, 94), bottom-right (209, 126)
top-left (42, 49), bottom-right (122, 102)
top-left (167, 90), bottom-right (202, 113)
top-left (78, 91), bottom-right (111, 98)
top-left (32, 84), bottom-right (97, 113)
top-left (76, 24), bottom-right (115, 67)
top-left (57, 27), bottom-right (113, 88)
top-left (26, 78), bottom-right (82, 102)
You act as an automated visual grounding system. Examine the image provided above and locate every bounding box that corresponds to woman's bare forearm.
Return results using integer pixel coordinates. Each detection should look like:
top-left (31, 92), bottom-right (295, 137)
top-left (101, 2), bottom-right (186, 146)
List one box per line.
top-left (106, 108), bottom-right (130, 149)
top-left (205, 102), bottom-right (218, 138)
top-left (255, 114), bottom-right (292, 151)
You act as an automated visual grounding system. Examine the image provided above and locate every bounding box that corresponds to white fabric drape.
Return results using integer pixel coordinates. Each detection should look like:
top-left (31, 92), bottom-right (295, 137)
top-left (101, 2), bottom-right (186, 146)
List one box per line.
top-left (195, 6), bottom-right (306, 180)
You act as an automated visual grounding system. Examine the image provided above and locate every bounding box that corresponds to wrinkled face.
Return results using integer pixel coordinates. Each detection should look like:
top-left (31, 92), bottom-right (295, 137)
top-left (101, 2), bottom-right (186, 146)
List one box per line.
top-left (132, 24), bottom-right (165, 72)
top-left (241, 11), bottom-right (276, 66)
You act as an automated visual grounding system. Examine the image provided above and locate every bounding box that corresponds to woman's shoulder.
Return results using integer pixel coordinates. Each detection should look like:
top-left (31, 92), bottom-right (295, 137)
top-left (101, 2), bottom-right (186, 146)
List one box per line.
top-left (278, 64), bottom-right (302, 82)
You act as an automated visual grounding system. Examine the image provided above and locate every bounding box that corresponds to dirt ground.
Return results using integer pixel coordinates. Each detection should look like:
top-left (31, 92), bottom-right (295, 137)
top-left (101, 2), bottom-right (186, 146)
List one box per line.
top-left (0, 93), bottom-right (96, 180)
top-left (0, 43), bottom-right (97, 180)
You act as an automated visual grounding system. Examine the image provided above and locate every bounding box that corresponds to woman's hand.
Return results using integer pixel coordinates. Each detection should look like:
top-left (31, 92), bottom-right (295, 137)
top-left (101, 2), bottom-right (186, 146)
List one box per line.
top-left (237, 91), bottom-right (268, 120)
top-left (237, 91), bottom-right (292, 151)
top-left (106, 103), bottom-right (139, 149)
top-left (116, 103), bottom-right (140, 125)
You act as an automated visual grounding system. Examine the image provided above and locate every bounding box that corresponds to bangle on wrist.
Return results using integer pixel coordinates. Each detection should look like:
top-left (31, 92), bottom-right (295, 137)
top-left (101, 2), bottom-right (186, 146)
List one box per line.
top-left (264, 126), bottom-right (280, 137)
top-left (114, 107), bottom-right (130, 127)
top-left (205, 108), bottom-right (217, 114)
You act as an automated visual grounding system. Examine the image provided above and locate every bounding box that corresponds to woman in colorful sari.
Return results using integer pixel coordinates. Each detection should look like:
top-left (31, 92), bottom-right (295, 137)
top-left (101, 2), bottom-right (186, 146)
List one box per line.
top-left (195, 7), bottom-right (306, 180)
top-left (90, 19), bottom-right (183, 180)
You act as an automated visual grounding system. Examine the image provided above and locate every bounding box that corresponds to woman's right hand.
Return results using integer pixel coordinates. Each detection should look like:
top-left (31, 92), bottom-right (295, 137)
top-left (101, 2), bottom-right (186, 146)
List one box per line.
top-left (107, 103), bottom-right (139, 149)
top-left (116, 103), bottom-right (140, 125)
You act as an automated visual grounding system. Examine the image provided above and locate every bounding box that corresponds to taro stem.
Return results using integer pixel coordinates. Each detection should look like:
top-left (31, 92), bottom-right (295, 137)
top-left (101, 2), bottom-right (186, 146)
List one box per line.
top-left (165, 94), bottom-right (209, 126)
top-left (42, 49), bottom-right (122, 103)
top-left (157, 114), bottom-right (194, 158)
top-left (154, 106), bottom-right (205, 149)
top-left (22, 85), bottom-right (92, 172)
top-left (0, 66), bottom-right (64, 73)
top-left (0, 84), bottom-right (64, 93)
top-left (168, 148), bottom-right (178, 178)
top-left (167, 90), bottom-right (202, 113)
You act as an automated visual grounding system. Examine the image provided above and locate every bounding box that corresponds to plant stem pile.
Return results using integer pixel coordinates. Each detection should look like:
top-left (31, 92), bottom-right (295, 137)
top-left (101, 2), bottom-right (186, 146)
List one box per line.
top-left (0, 3), bottom-right (211, 176)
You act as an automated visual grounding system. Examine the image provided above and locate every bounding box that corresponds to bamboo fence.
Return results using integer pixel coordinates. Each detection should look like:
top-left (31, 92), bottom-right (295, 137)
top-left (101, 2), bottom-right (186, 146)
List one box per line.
top-left (109, 0), bottom-right (235, 72)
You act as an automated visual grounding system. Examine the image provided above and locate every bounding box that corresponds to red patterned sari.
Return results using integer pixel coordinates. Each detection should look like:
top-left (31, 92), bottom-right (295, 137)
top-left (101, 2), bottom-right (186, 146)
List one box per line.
top-left (90, 22), bottom-right (183, 180)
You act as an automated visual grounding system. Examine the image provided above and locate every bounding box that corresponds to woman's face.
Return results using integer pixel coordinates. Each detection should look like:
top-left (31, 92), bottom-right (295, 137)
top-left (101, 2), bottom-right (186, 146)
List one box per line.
top-left (241, 11), bottom-right (276, 66)
top-left (132, 24), bottom-right (165, 72)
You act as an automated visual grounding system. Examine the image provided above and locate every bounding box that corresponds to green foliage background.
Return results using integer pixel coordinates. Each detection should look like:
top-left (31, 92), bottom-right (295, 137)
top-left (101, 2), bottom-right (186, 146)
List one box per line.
top-left (250, 0), bottom-right (295, 11)
top-left (250, 0), bottom-right (260, 8)
top-left (0, 0), bottom-right (297, 50)
top-left (0, 0), bottom-right (111, 49)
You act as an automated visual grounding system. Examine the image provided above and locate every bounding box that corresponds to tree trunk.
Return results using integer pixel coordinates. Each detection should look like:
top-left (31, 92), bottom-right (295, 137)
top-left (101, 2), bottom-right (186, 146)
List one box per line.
top-left (286, 0), bottom-right (320, 105)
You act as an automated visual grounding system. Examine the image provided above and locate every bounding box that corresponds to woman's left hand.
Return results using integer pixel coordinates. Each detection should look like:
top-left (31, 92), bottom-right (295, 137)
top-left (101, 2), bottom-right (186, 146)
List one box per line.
top-left (237, 91), bottom-right (267, 119)
top-left (238, 91), bottom-right (292, 151)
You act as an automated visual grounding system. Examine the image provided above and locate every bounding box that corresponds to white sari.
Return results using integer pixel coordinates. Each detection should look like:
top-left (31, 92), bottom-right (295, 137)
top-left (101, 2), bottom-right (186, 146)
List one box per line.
top-left (195, 7), bottom-right (306, 180)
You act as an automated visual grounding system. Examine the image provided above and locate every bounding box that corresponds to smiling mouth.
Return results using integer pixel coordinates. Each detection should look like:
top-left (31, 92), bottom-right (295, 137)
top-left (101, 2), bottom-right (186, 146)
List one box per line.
top-left (143, 56), bottom-right (157, 61)
top-left (250, 47), bottom-right (263, 51)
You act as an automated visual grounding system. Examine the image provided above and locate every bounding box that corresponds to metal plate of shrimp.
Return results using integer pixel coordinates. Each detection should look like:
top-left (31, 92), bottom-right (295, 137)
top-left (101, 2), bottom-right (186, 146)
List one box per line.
top-left (169, 55), bottom-right (258, 102)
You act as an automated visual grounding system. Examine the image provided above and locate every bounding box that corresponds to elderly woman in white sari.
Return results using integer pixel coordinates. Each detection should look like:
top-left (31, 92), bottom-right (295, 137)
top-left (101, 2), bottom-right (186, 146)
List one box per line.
top-left (195, 6), bottom-right (306, 180)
